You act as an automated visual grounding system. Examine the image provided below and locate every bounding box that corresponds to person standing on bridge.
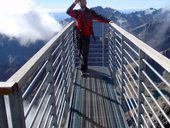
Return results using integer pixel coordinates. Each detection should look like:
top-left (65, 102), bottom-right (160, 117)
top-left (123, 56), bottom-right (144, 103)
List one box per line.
top-left (67, 0), bottom-right (112, 76)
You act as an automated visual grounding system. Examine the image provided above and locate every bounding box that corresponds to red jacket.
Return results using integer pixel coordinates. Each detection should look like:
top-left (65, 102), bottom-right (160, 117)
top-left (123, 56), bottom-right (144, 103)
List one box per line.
top-left (66, 3), bottom-right (111, 36)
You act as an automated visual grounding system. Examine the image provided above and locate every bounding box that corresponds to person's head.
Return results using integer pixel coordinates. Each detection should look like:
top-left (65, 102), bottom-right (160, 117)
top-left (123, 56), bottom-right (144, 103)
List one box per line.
top-left (79, 0), bottom-right (87, 9)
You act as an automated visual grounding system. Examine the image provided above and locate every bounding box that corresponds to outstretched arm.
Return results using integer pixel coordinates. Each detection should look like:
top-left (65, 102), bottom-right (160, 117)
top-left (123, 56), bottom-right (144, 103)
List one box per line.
top-left (66, 0), bottom-right (79, 18)
top-left (91, 10), bottom-right (111, 23)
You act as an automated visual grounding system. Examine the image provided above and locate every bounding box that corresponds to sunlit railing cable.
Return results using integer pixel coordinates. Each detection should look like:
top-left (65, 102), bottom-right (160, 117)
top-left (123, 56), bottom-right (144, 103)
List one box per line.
top-left (108, 22), bottom-right (170, 128)
top-left (1, 21), bottom-right (170, 128)
top-left (0, 21), bottom-right (75, 128)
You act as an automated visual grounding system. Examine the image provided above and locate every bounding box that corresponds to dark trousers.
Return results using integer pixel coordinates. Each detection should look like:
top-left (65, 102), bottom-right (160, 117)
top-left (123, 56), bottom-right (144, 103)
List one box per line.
top-left (77, 36), bottom-right (90, 72)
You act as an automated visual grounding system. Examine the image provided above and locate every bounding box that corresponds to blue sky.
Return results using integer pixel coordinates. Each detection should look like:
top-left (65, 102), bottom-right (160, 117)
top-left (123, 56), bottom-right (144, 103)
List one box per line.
top-left (33, 0), bottom-right (170, 12)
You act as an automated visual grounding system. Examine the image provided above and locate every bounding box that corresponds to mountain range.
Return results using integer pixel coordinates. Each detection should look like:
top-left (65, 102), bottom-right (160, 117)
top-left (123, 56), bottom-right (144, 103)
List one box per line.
top-left (62, 7), bottom-right (170, 52)
top-left (1, 7), bottom-right (170, 81)
top-left (0, 34), bottom-right (44, 80)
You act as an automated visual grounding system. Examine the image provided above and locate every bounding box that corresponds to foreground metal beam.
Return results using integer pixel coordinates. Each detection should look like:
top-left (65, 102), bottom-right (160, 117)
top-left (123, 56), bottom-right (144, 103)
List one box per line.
top-left (0, 96), bottom-right (8, 128)
top-left (0, 82), bottom-right (18, 95)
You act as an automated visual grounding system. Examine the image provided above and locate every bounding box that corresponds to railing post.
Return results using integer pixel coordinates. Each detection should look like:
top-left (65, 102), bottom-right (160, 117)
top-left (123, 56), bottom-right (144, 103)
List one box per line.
top-left (0, 96), bottom-right (8, 128)
top-left (112, 27), bottom-right (117, 85)
top-left (60, 34), bottom-right (68, 127)
top-left (61, 35), bottom-right (67, 87)
top-left (71, 27), bottom-right (76, 73)
top-left (102, 23), bottom-right (105, 66)
top-left (65, 28), bottom-right (76, 128)
top-left (137, 49), bottom-right (145, 128)
top-left (121, 35), bottom-right (125, 107)
top-left (9, 84), bottom-right (26, 128)
top-left (46, 52), bottom-right (57, 127)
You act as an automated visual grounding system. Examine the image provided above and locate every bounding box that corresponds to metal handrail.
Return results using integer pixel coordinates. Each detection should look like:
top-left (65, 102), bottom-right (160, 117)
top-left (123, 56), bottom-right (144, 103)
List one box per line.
top-left (108, 22), bottom-right (170, 128)
top-left (109, 22), bottom-right (170, 72)
top-left (0, 21), bottom-right (169, 128)
top-left (0, 21), bottom-right (75, 128)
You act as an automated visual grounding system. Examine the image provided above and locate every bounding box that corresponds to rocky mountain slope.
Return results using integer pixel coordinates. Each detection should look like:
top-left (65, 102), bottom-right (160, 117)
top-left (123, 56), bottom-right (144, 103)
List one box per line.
top-left (62, 7), bottom-right (170, 52)
top-left (1, 7), bottom-right (170, 81)
top-left (0, 34), bottom-right (44, 80)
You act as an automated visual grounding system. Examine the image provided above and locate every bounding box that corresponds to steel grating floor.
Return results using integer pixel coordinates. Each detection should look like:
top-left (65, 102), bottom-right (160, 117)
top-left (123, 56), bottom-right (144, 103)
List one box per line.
top-left (68, 66), bottom-right (126, 128)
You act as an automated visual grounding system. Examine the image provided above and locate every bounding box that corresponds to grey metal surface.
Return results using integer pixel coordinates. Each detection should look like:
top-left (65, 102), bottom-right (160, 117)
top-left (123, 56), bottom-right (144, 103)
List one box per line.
top-left (108, 23), bottom-right (170, 128)
top-left (0, 22), bottom-right (75, 128)
top-left (69, 67), bottom-right (126, 128)
top-left (9, 88), bottom-right (26, 128)
top-left (0, 96), bottom-right (8, 128)
top-left (0, 21), bottom-right (169, 128)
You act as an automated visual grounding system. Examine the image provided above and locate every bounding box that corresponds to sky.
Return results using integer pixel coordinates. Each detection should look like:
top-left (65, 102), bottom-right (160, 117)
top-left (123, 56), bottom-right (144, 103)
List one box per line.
top-left (0, 0), bottom-right (62, 45)
top-left (33, 0), bottom-right (170, 12)
top-left (0, 0), bottom-right (170, 45)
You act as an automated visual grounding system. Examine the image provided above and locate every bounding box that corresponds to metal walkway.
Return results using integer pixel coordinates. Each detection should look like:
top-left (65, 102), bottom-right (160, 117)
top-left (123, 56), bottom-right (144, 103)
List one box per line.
top-left (0, 21), bottom-right (170, 128)
top-left (68, 67), bottom-right (126, 128)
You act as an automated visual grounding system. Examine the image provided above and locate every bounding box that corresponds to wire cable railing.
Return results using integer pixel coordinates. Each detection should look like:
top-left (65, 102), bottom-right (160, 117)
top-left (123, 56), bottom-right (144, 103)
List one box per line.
top-left (0, 21), bottom-right (170, 128)
top-left (0, 21), bottom-right (75, 128)
top-left (108, 22), bottom-right (170, 128)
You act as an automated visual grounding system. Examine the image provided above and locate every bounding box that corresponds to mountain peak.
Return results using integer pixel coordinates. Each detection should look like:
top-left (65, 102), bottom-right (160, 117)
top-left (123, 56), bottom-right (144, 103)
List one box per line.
top-left (144, 8), bottom-right (157, 15)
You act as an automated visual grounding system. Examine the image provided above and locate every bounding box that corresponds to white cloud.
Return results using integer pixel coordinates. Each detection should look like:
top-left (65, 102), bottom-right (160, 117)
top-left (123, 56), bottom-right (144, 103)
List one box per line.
top-left (136, 14), bottom-right (141, 17)
top-left (0, 0), bottom-right (62, 45)
top-left (45, 8), bottom-right (67, 13)
top-left (144, 8), bottom-right (156, 15)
